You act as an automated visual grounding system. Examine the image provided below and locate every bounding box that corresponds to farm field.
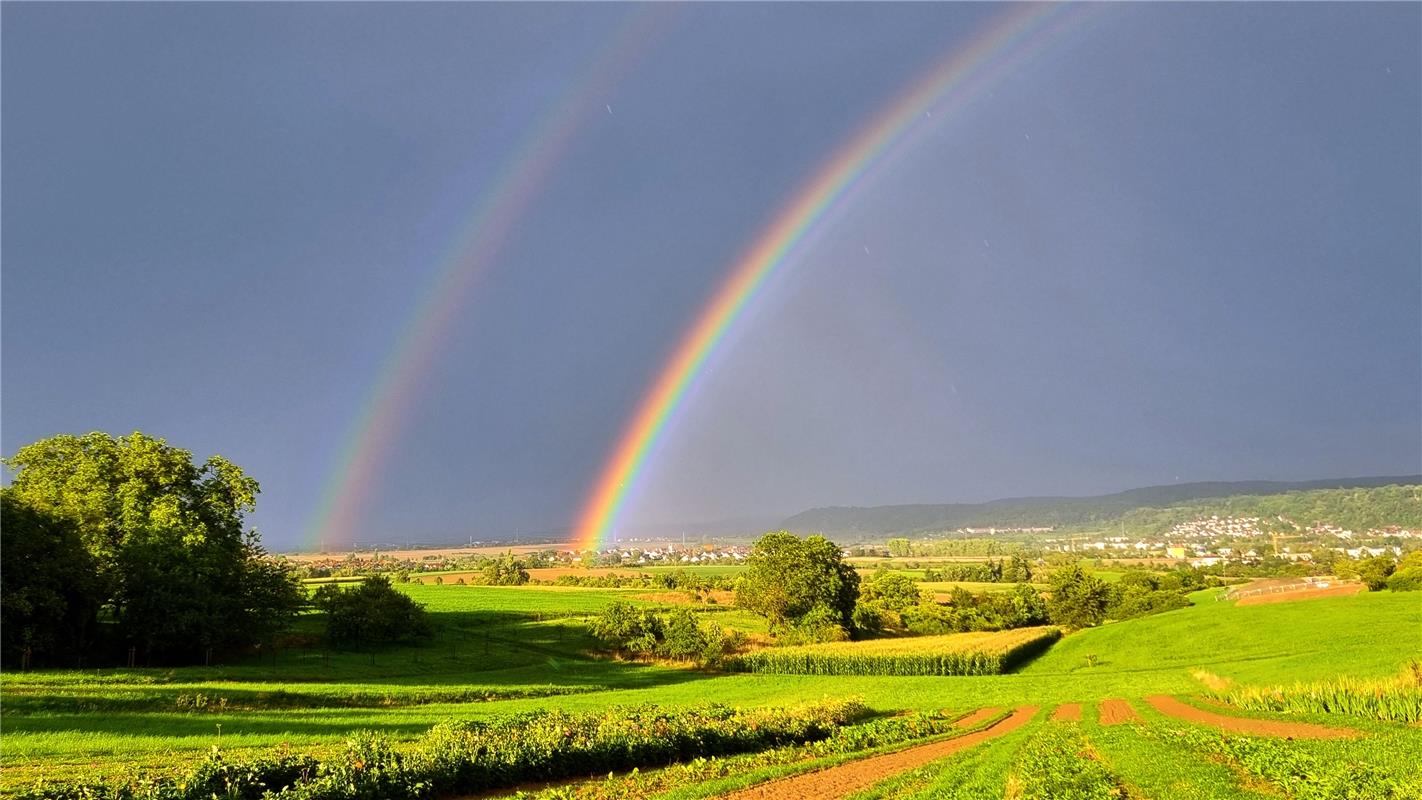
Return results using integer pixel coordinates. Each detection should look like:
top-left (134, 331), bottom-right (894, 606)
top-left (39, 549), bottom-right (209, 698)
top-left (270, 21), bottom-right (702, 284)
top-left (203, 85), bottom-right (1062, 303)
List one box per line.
top-left (2, 585), bottom-right (1419, 798)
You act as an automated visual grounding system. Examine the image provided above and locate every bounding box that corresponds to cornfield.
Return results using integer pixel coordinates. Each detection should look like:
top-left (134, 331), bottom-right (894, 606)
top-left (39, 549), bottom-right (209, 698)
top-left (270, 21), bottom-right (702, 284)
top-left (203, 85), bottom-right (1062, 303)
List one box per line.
top-left (726, 626), bottom-right (1061, 676)
top-left (1217, 661), bottom-right (1422, 724)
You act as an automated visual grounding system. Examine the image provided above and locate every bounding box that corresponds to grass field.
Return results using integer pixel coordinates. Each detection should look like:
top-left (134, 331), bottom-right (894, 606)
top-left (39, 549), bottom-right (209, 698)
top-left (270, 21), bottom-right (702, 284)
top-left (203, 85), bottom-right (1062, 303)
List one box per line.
top-left (3, 583), bottom-right (1419, 797)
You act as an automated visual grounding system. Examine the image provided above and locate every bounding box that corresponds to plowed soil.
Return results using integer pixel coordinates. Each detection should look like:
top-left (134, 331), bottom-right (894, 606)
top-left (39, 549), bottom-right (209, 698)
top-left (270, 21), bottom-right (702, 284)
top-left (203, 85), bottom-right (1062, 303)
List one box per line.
top-left (1145, 695), bottom-right (1360, 739)
top-left (1050, 703), bottom-right (1082, 722)
top-left (1236, 584), bottom-right (1363, 606)
top-left (952, 707), bottom-right (1004, 728)
top-left (1098, 699), bottom-right (1141, 725)
top-left (718, 706), bottom-right (1039, 800)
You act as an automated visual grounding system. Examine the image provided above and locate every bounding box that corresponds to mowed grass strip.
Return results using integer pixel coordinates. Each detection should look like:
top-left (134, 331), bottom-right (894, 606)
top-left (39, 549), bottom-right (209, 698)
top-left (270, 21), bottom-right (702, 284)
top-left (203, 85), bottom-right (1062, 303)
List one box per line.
top-left (727, 627), bottom-right (1060, 676)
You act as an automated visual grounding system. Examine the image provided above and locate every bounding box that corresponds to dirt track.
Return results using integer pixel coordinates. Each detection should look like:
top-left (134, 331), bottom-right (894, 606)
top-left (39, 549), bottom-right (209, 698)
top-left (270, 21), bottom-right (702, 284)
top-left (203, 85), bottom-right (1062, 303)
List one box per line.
top-left (1050, 703), bottom-right (1082, 721)
top-left (951, 707), bottom-right (1004, 728)
top-left (718, 707), bottom-right (1038, 800)
top-left (1098, 699), bottom-right (1141, 725)
top-left (1145, 695), bottom-right (1360, 739)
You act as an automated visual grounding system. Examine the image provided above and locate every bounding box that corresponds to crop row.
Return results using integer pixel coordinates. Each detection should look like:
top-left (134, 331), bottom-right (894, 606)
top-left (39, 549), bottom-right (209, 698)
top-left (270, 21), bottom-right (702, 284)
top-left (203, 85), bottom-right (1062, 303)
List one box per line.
top-left (18, 700), bottom-right (869, 800)
top-left (726, 627), bottom-right (1061, 676)
top-left (1006, 722), bottom-right (1127, 800)
top-left (1136, 724), bottom-right (1422, 800)
top-left (1215, 663), bottom-right (1422, 724)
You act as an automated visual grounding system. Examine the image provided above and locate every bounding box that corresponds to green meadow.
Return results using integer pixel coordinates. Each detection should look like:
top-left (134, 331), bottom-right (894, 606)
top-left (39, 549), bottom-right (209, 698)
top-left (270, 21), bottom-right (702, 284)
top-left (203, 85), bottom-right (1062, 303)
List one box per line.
top-left (3, 584), bottom-right (1419, 796)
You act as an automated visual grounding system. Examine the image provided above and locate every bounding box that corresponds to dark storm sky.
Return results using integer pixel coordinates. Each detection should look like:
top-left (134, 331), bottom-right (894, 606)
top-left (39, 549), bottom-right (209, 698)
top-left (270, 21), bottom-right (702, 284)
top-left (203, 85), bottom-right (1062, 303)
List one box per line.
top-left (4, 3), bottom-right (1418, 549)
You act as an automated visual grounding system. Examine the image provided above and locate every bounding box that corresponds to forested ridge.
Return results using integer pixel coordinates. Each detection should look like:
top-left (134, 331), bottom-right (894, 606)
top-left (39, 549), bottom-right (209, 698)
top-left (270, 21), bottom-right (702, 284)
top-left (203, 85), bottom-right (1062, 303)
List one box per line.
top-left (783, 477), bottom-right (1422, 537)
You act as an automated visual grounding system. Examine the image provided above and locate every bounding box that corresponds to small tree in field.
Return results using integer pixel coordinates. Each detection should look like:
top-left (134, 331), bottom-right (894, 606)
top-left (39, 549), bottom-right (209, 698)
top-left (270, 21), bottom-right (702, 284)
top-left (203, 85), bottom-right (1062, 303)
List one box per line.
top-left (313, 576), bottom-right (432, 649)
top-left (481, 553), bottom-right (530, 585)
top-left (736, 531), bottom-right (859, 639)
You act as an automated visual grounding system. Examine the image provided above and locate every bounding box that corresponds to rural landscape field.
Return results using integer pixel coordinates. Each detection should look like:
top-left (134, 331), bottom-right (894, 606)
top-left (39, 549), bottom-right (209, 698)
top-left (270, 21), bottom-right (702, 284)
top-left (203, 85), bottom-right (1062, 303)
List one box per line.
top-left (4, 479), bottom-right (1422, 798)
top-left (4, 2), bottom-right (1420, 799)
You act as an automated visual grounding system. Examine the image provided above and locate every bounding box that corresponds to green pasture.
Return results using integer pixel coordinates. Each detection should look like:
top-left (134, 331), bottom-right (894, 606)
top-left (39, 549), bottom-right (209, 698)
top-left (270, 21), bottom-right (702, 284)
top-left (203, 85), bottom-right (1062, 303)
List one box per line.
top-left (2, 584), bottom-right (1419, 794)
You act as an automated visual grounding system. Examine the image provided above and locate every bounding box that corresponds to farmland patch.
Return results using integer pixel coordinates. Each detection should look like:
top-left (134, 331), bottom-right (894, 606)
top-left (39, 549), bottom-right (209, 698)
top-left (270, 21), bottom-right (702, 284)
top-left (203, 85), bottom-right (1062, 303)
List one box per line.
top-left (1144, 695), bottom-right (1359, 739)
top-left (727, 627), bottom-right (1061, 676)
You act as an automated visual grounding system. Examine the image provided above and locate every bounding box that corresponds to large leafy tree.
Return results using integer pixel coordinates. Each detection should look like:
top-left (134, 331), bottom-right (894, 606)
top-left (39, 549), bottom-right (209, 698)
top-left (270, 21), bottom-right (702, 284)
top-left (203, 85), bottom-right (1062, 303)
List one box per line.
top-left (3, 431), bottom-right (303, 660)
top-left (0, 492), bottom-right (102, 665)
top-left (736, 531), bottom-right (859, 634)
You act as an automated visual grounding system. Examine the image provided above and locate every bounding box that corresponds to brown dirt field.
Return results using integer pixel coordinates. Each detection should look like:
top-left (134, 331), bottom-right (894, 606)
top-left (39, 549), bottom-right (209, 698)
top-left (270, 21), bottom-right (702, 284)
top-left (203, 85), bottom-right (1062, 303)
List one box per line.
top-left (951, 707), bottom-right (1003, 728)
top-left (1098, 699), bottom-right (1141, 725)
top-left (413, 571), bottom-right (481, 585)
top-left (718, 707), bottom-right (1038, 800)
top-left (1235, 584), bottom-right (1363, 606)
top-left (1051, 703), bottom-right (1082, 722)
top-left (632, 590), bottom-right (737, 605)
top-left (527, 566), bottom-right (648, 580)
top-left (1145, 695), bottom-right (1360, 739)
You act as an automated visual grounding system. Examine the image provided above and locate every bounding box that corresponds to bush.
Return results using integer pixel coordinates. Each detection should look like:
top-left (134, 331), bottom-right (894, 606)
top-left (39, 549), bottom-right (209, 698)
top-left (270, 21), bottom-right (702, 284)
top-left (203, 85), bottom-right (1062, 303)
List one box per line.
top-left (312, 577), bottom-right (431, 650)
top-left (1387, 567), bottom-right (1422, 592)
top-left (588, 602), bottom-right (745, 664)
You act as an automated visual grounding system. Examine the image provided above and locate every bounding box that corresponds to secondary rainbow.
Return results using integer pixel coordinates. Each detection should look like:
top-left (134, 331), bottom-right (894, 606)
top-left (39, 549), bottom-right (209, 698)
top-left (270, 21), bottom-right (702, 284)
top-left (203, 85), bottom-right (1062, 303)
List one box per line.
top-left (572, 3), bottom-right (1098, 551)
top-left (306, 7), bottom-right (674, 550)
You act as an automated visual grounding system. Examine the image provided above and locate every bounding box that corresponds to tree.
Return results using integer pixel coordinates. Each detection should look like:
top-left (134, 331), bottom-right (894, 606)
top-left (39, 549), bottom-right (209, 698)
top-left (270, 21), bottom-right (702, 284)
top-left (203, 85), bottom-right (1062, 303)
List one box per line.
top-left (312, 576), bottom-right (432, 649)
top-left (1357, 556), bottom-right (1397, 591)
top-left (481, 553), bottom-right (530, 585)
top-left (0, 492), bottom-right (102, 665)
top-left (1046, 565), bottom-right (1111, 629)
top-left (659, 609), bottom-right (706, 660)
top-left (588, 601), bottom-right (662, 655)
top-left (859, 571), bottom-right (924, 614)
top-left (736, 531), bottom-right (859, 637)
top-left (3, 431), bottom-right (303, 660)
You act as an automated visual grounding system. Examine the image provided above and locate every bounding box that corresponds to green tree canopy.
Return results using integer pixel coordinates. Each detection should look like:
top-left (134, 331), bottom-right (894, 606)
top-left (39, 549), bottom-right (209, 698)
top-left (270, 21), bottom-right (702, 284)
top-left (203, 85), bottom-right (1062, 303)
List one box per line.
top-left (3, 431), bottom-right (303, 660)
top-left (1046, 564), bottom-right (1112, 629)
top-left (481, 552), bottom-right (530, 585)
top-left (859, 571), bottom-right (924, 614)
top-left (312, 576), bottom-right (432, 649)
top-left (735, 531), bottom-right (859, 635)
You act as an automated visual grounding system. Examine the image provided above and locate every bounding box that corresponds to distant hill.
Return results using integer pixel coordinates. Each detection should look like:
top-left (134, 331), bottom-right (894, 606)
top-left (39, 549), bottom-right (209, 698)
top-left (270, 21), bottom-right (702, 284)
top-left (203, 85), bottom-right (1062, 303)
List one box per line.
top-left (781, 476), bottom-right (1422, 538)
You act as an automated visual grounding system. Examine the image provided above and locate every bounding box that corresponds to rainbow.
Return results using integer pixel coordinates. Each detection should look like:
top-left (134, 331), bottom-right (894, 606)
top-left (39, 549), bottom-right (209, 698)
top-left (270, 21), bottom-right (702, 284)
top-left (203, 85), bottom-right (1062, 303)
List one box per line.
top-left (572, 3), bottom-right (1099, 551)
top-left (306, 7), bottom-right (675, 551)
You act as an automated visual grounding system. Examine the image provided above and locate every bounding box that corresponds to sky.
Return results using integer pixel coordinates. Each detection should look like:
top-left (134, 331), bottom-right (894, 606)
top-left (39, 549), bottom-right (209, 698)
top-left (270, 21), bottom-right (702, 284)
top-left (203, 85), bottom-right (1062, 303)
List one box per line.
top-left (3, 3), bottom-right (1419, 551)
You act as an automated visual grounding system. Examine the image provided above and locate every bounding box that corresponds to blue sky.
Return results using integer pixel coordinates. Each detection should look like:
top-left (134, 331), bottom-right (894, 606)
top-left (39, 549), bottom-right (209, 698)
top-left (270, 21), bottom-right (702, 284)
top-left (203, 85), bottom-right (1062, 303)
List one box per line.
top-left (4, 3), bottom-right (1418, 550)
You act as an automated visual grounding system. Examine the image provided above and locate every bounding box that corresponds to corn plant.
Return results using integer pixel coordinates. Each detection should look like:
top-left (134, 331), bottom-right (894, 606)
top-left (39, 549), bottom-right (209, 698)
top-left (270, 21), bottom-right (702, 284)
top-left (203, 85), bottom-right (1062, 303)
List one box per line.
top-left (726, 626), bottom-right (1061, 676)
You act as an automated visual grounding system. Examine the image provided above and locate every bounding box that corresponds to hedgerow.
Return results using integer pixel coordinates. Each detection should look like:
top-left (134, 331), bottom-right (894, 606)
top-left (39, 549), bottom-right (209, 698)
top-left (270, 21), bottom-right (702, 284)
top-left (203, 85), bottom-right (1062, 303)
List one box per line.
top-left (725, 626), bottom-right (1060, 676)
top-left (18, 700), bottom-right (868, 800)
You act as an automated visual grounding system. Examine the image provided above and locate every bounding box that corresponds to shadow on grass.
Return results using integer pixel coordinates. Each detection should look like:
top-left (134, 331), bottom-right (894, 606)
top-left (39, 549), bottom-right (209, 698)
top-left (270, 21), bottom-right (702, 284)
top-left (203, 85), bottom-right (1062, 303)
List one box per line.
top-left (2, 611), bottom-right (708, 717)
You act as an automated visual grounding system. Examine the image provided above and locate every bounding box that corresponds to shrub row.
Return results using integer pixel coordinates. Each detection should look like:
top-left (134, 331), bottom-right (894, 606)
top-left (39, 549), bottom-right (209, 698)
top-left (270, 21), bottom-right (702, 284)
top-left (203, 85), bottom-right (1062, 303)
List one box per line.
top-left (725, 627), bottom-right (1061, 676)
top-left (1216, 662), bottom-right (1422, 724)
top-left (19, 701), bottom-right (869, 800)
